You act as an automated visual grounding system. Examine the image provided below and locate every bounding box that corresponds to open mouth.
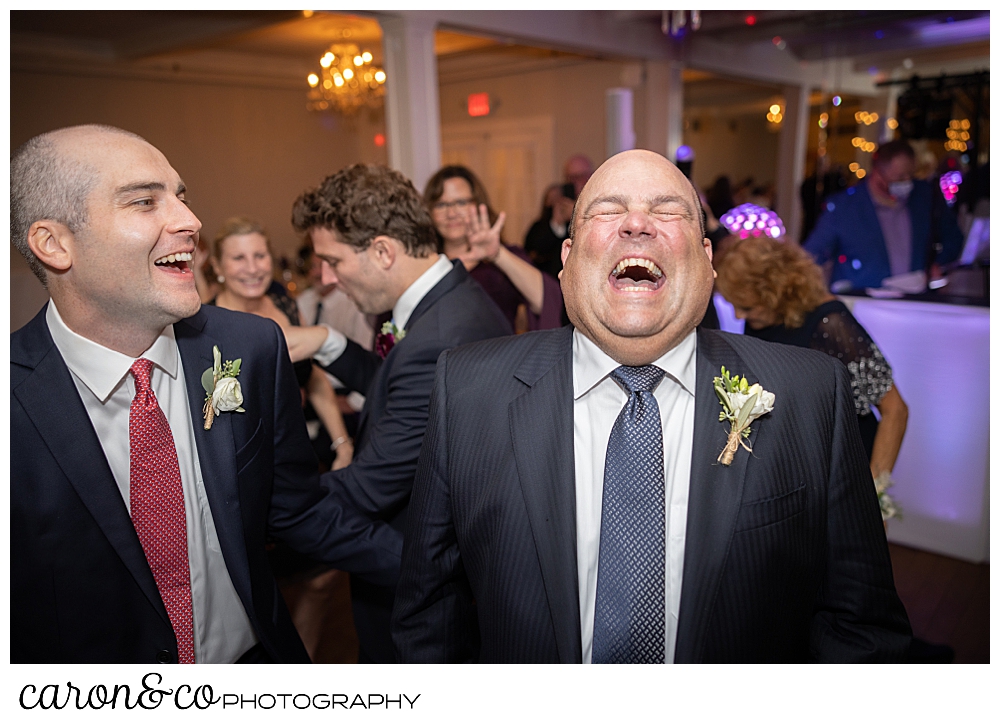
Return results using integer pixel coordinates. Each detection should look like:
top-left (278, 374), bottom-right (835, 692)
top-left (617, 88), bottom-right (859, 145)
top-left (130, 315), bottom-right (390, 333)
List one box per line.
top-left (154, 252), bottom-right (193, 273)
top-left (609, 257), bottom-right (664, 292)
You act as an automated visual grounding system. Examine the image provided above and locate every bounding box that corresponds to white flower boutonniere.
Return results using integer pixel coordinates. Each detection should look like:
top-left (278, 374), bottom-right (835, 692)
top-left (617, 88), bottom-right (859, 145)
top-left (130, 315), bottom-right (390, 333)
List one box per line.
top-left (201, 345), bottom-right (244, 430)
top-left (375, 320), bottom-right (405, 359)
top-left (714, 366), bottom-right (775, 465)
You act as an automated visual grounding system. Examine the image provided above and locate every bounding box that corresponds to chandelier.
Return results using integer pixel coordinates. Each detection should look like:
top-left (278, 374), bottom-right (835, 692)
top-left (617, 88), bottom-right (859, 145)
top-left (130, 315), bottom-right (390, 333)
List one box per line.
top-left (306, 43), bottom-right (386, 113)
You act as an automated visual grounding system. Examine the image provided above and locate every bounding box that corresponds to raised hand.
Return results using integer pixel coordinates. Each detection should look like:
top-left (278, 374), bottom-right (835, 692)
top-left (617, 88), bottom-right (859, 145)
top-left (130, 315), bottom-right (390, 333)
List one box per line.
top-left (464, 203), bottom-right (506, 264)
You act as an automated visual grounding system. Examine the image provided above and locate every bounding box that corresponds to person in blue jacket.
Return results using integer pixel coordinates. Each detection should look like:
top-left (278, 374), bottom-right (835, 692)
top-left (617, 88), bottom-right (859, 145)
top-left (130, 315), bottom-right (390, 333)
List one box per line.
top-left (803, 140), bottom-right (963, 290)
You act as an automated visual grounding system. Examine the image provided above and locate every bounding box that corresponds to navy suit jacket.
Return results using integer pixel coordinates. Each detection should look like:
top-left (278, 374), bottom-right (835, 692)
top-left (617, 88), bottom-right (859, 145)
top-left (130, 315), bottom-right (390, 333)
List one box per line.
top-left (392, 326), bottom-right (912, 662)
top-left (802, 179), bottom-right (963, 289)
top-left (319, 260), bottom-right (512, 661)
top-left (11, 304), bottom-right (400, 664)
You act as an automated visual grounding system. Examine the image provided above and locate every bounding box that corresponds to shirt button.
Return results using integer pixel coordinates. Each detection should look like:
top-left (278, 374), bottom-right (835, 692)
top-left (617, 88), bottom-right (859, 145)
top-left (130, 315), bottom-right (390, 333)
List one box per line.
top-left (156, 650), bottom-right (172, 664)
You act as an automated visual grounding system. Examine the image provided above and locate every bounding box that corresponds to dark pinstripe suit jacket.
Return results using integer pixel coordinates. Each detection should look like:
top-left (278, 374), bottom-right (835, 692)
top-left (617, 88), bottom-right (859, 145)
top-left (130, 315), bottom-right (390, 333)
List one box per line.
top-left (392, 325), bottom-right (911, 662)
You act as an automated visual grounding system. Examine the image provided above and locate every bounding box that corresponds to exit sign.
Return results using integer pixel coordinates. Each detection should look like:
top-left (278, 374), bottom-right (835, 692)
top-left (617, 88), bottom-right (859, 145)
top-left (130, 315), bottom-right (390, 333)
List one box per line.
top-left (467, 93), bottom-right (490, 117)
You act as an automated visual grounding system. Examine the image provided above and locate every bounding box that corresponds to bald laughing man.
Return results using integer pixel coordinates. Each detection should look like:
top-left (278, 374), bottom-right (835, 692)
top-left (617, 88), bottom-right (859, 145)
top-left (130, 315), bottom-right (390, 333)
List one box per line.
top-left (392, 149), bottom-right (911, 663)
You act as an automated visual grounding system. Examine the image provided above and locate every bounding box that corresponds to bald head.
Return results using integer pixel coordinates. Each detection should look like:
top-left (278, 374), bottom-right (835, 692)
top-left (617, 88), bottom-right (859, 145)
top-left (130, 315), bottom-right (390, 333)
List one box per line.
top-left (570, 150), bottom-right (705, 241)
top-left (11, 124), bottom-right (146, 285)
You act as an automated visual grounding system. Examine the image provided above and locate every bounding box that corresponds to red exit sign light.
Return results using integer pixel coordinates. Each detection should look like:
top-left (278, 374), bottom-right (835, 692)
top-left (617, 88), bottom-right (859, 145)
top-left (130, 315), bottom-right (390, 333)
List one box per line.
top-left (467, 92), bottom-right (490, 117)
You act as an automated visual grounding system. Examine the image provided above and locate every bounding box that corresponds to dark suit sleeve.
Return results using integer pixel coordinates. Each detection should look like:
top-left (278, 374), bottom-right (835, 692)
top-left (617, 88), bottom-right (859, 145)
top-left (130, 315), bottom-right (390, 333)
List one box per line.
top-left (802, 203), bottom-right (840, 266)
top-left (934, 196), bottom-right (965, 266)
top-left (264, 323), bottom-right (402, 587)
top-left (321, 338), bottom-right (382, 395)
top-left (809, 362), bottom-right (911, 662)
top-left (322, 331), bottom-right (443, 520)
top-left (392, 350), bottom-right (478, 662)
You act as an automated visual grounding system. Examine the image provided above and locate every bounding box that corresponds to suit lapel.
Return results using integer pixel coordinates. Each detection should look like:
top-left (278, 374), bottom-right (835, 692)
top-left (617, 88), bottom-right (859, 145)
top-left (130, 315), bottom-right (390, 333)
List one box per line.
top-left (173, 311), bottom-right (253, 601)
top-left (508, 326), bottom-right (582, 663)
top-left (11, 309), bottom-right (170, 626)
top-left (674, 329), bottom-right (763, 663)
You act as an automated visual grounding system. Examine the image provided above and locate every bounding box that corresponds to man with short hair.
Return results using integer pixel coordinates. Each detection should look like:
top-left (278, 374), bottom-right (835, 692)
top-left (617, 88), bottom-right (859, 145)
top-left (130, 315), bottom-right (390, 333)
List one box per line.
top-left (11, 125), bottom-right (399, 664)
top-left (291, 164), bottom-right (512, 663)
top-left (803, 139), bottom-right (963, 290)
top-left (392, 149), bottom-right (911, 663)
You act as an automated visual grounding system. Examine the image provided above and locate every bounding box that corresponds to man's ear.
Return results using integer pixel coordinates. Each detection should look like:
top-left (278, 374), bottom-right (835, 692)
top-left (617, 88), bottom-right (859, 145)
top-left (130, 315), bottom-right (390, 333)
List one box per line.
top-left (560, 237), bottom-right (573, 267)
top-left (370, 235), bottom-right (398, 270)
top-left (27, 220), bottom-right (75, 273)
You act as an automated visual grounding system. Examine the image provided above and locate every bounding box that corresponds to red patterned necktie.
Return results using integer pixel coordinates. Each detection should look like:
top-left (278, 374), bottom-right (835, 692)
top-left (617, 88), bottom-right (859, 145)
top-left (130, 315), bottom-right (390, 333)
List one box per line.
top-left (129, 358), bottom-right (195, 664)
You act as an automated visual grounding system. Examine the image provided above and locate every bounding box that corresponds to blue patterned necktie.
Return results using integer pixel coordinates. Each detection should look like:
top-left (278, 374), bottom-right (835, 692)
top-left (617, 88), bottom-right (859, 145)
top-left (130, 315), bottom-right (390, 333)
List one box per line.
top-left (592, 364), bottom-right (666, 664)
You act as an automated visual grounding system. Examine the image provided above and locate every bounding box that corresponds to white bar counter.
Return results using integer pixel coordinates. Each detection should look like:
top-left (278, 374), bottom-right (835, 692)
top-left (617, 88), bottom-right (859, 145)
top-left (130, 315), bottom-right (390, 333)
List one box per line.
top-left (840, 296), bottom-right (989, 563)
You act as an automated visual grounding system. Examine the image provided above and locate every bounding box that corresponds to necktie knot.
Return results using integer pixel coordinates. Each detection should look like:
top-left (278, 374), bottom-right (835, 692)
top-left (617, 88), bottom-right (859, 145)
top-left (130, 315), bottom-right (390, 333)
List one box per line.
top-left (611, 365), bottom-right (665, 395)
top-left (131, 358), bottom-right (156, 393)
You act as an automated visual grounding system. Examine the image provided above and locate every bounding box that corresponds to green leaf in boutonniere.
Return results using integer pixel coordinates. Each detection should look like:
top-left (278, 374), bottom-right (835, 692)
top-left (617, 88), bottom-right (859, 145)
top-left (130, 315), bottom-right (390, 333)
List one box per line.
top-left (713, 366), bottom-right (774, 465)
top-left (202, 345), bottom-right (244, 430)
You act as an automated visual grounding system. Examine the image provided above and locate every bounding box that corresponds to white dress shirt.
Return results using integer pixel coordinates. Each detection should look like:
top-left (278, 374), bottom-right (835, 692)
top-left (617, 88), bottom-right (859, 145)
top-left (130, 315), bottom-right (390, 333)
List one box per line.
top-left (313, 254), bottom-right (453, 367)
top-left (573, 328), bottom-right (696, 664)
top-left (46, 302), bottom-right (258, 663)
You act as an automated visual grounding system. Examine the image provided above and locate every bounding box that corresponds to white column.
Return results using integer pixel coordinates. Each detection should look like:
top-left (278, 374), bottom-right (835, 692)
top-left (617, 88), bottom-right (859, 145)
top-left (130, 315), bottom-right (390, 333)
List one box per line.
top-left (379, 14), bottom-right (441, 192)
top-left (775, 84), bottom-right (810, 243)
top-left (605, 88), bottom-right (636, 158)
top-left (641, 60), bottom-right (684, 162)
top-left (665, 61), bottom-right (684, 162)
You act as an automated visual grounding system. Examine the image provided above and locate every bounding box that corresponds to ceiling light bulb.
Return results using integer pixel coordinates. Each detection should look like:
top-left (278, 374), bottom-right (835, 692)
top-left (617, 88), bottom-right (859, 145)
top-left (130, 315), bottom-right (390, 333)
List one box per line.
top-left (354, 55), bottom-right (363, 66)
top-left (362, 51), bottom-right (373, 63)
top-left (343, 68), bottom-right (354, 80)
top-left (375, 70), bottom-right (386, 83)
top-left (307, 73), bottom-right (319, 87)
top-left (770, 104), bottom-right (781, 114)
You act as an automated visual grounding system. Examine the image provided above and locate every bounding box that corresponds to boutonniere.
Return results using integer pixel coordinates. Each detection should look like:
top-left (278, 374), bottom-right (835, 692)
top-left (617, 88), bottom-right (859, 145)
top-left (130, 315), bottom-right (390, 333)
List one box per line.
top-left (375, 320), bottom-right (406, 359)
top-left (201, 345), bottom-right (244, 430)
top-left (714, 366), bottom-right (774, 465)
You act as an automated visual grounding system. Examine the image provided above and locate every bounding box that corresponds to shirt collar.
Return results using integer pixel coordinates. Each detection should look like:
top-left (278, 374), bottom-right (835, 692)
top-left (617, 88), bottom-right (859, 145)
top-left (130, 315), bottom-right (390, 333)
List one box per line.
top-left (572, 327), bottom-right (697, 400)
top-left (46, 301), bottom-right (180, 403)
top-left (393, 254), bottom-right (453, 330)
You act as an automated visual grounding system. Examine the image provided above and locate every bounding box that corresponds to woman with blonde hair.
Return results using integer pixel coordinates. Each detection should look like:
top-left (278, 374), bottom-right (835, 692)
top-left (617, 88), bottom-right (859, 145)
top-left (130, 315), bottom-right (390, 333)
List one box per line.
top-left (715, 234), bottom-right (908, 482)
top-left (210, 216), bottom-right (353, 470)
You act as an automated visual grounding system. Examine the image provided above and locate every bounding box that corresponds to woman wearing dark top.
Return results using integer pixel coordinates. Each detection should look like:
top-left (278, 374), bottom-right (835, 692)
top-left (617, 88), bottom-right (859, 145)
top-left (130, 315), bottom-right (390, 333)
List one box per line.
top-left (209, 217), bottom-right (353, 469)
top-left (714, 236), bottom-right (909, 479)
top-left (423, 165), bottom-right (563, 332)
top-left (524, 182), bottom-right (576, 280)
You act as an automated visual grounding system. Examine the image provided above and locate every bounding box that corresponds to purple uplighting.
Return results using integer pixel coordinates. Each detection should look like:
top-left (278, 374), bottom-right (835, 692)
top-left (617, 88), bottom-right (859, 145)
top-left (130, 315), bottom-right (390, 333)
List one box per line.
top-left (720, 203), bottom-right (786, 240)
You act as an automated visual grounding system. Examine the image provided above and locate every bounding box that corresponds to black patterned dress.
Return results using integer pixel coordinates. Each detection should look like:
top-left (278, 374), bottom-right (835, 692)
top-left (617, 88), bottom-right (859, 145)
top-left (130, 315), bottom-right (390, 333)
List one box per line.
top-left (746, 300), bottom-right (894, 459)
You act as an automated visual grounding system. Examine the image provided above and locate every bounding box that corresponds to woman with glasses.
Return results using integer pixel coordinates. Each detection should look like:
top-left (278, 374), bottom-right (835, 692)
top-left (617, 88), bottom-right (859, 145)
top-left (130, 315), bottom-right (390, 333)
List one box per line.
top-left (423, 165), bottom-right (563, 331)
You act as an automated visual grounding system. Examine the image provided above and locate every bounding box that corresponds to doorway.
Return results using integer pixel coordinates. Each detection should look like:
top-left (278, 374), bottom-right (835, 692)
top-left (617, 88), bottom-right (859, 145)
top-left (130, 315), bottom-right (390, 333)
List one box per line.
top-left (440, 115), bottom-right (555, 247)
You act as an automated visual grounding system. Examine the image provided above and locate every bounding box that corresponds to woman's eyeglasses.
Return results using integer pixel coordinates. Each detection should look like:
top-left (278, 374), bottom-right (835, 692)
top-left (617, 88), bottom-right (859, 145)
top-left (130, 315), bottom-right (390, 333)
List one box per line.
top-left (432, 198), bottom-right (476, 213)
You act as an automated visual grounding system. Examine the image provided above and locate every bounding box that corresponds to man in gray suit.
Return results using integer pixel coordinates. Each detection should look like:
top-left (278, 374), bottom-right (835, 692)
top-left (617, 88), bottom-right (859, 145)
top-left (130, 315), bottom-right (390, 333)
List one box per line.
top-left (392, 149), bottom-right (911, 663)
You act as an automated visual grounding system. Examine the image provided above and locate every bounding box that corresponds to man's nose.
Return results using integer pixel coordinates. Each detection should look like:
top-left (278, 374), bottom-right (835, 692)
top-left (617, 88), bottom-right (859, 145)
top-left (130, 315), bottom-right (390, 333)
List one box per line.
top-left (618, 210), bottom-right (657, 239)
top-left (167, 197), bottom-right (201, 237)
top-left (321, 260), bottom-right (338, 286)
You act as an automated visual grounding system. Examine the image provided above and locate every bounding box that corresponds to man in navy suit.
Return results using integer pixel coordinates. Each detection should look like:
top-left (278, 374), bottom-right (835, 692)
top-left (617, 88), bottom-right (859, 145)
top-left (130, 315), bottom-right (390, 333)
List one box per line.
top-left (10, 125), bottom-right (399, 663)
top-left (803, 139), bottom-right (963, 290)
top-left (392, 150), bottom-right (911, 663)
top-left (290, 165), bottom-right (512, 663)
